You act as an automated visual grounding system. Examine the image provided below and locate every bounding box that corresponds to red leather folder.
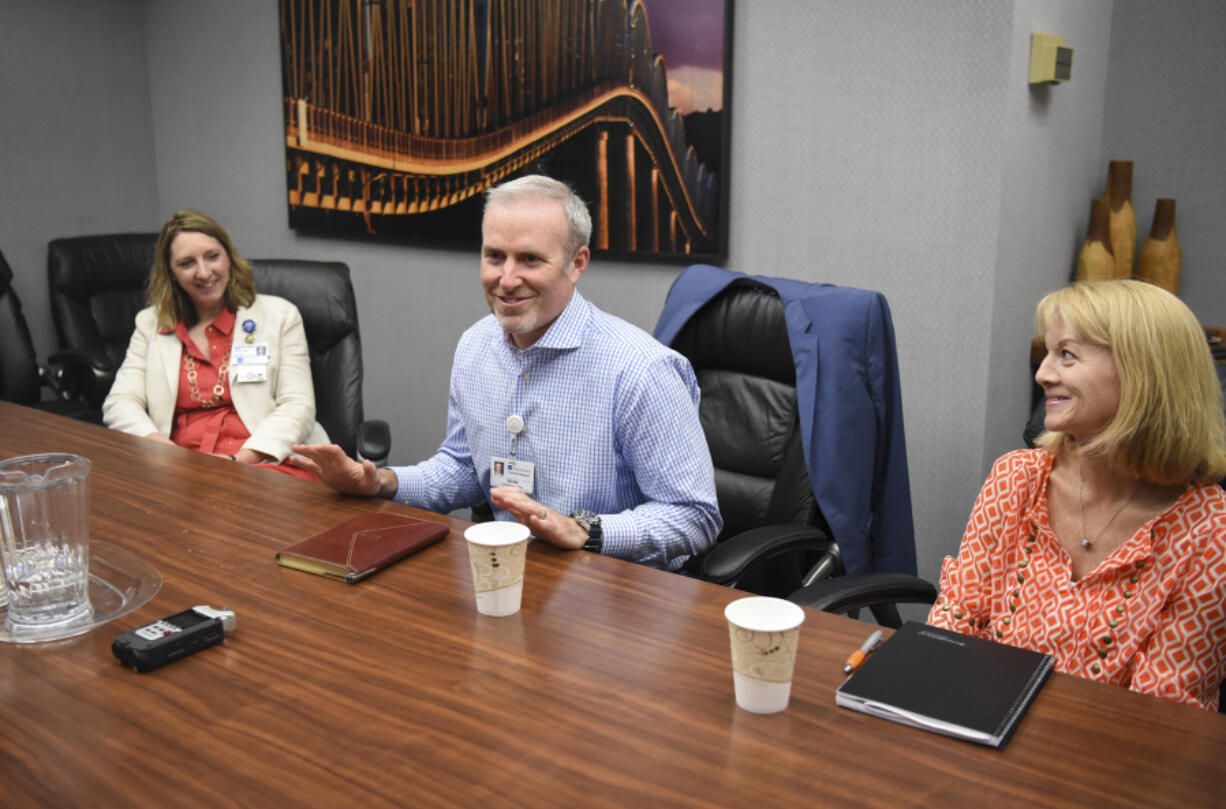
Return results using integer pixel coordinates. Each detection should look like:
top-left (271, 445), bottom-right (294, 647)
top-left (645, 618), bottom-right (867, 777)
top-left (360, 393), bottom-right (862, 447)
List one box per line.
top-left (276, 513), bottom-right (448, 583)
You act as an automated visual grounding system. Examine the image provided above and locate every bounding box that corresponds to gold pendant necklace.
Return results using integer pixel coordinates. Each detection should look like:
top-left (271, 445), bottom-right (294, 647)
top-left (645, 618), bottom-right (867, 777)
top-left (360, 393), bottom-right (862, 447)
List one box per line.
top-left (1077, 455), bottom-right (1138, 550)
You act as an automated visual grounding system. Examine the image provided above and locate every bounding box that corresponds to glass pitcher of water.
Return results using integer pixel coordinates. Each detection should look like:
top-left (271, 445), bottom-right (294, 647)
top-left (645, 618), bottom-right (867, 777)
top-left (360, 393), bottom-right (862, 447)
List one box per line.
top-left (0, 453), bottom-right (93, 634)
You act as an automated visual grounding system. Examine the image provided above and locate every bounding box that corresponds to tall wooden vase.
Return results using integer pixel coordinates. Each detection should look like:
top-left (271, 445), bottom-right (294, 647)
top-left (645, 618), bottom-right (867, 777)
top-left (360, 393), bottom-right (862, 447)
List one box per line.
top-left (1136, 198), bottom-right (1181, 294)
top-left (1106, 160), bottom-right (1135, 278)
top-left (1076, 197), bottom-right (1115, 281)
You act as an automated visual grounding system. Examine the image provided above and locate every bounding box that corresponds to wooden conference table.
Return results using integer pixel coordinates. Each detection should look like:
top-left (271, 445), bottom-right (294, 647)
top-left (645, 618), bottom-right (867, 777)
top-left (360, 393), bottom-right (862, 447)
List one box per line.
top-left (1, 401), bottom-right (1223, 808)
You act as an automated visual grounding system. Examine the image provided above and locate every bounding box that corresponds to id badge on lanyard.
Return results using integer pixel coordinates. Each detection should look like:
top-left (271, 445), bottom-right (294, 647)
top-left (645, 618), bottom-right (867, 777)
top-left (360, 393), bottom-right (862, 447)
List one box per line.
top-left (490, 413), bottom-right (535, 493)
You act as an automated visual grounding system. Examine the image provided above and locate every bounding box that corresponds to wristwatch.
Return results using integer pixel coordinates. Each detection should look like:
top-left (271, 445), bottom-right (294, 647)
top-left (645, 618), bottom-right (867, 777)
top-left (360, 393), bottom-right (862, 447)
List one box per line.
top-left (570, 509), bottom-right (603, 553)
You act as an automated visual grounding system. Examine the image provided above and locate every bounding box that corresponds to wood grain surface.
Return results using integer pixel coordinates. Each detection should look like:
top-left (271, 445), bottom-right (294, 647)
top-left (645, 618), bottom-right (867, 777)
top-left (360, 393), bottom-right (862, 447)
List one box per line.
top-left (1, 402), bottom-right (1223, 808)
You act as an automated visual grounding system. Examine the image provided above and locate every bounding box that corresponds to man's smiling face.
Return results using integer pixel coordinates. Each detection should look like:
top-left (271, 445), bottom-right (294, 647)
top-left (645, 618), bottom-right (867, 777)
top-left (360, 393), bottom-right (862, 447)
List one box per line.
top-left (480, 197), bottom-right (589, 349)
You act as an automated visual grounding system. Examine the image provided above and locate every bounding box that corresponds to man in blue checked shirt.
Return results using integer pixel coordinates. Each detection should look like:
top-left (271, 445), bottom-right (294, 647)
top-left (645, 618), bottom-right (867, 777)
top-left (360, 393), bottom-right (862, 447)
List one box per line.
top-left (293, 175), bottom-right (721, 571)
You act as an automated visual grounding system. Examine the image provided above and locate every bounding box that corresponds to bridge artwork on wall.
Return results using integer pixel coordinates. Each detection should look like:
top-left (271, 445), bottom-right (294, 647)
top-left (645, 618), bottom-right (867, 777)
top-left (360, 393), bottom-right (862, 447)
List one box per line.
top-left (278, 0), bottom-right (732, 261)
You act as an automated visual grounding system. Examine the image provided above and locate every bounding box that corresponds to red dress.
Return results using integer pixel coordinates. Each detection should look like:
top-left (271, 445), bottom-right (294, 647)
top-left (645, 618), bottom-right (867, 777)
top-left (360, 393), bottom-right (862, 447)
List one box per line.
top-left (168, 309), bottom-right (319, 482)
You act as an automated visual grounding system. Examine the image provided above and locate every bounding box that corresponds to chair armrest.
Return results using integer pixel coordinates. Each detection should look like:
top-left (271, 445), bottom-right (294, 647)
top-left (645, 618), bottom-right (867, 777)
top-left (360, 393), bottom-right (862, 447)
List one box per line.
top-left (469, 500), bottom-right (495, 523)
top-left (48, 346), bottom-right (114, 372)
top-left (37, 363), bottom-right (70, 400)
top-left (788, 573), bottom-right (937, 629)
top-left (700, 524), bottom-right (833, 587)
top-left (356, 419), bottom-right (391, 467)
top-left (47, 348), bottom-right (116, 408)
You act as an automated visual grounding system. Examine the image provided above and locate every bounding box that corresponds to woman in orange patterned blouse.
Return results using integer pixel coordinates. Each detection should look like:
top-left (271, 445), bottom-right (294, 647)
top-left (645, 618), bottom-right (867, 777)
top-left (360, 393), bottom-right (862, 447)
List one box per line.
top-left (929, 280), bottom-right (1226, 710)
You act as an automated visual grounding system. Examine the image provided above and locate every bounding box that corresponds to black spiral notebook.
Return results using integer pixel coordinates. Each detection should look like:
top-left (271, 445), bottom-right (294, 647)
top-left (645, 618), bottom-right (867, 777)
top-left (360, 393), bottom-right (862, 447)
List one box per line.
top-left (835, 621), bottom-right (1054, 748)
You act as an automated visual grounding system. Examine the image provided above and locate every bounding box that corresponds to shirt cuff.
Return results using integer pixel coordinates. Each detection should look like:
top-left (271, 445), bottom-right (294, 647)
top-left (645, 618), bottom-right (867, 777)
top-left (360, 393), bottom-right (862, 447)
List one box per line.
top-left (598, 512), bottom-right (638, 560)
top-left (391, 465), bottom-right (421, 505)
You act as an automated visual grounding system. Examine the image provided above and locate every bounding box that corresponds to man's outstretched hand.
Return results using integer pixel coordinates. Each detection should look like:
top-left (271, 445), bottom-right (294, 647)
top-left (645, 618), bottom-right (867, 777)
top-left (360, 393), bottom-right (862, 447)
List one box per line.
top-left (290, 443), bottom-right (394, 498)
top-left (489, 486), bottom-right (587, 549)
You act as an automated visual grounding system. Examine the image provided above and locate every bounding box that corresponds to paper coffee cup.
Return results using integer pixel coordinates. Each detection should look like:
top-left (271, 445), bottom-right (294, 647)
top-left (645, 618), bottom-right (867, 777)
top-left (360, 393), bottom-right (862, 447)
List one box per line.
top-left (724, 596), bottom-right (805, 714)
top-left (464, 522), bottom-right (530, 617)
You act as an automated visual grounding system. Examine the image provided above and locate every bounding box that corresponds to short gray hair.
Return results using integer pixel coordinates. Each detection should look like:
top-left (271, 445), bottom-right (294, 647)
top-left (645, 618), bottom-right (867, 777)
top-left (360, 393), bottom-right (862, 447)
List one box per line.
top-left (484, 175), bottom-right (592, 257)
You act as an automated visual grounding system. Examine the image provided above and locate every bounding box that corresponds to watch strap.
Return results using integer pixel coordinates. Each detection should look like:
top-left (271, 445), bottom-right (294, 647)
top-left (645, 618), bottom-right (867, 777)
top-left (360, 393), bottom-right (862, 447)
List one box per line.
top-left (570, 509), bottom-right (603, 553)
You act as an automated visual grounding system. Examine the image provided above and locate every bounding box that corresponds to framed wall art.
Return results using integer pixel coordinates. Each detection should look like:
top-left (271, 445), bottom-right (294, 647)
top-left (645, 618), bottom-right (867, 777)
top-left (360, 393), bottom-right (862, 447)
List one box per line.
top-left (278, 0), bottom-right (733, 261)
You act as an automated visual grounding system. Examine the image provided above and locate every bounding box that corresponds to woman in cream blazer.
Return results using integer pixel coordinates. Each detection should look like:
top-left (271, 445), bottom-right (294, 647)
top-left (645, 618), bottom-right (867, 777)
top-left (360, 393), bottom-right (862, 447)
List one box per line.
top-left (104, 210), bottom-right (327, 467)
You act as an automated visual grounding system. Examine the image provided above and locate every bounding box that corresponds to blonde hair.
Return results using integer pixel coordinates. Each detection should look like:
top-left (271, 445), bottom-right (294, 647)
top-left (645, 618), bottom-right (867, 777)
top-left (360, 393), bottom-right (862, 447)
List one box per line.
top-left (148, 210), bottom-right (256, 329)
top-left (1034, 279), bottom-right (1226, 486)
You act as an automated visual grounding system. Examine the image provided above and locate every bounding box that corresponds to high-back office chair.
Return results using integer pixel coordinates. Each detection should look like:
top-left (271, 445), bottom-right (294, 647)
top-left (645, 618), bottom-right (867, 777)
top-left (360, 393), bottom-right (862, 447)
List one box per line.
top-left (46, 234), bottom-right (388, 464)
top-left (654, 265), bottom-right (926, 609)
top-left (249, 259), bottom-right (388, 464)
top-left (0, 249), bottom-right (97, 420)
top-left (666, 283), bottom-right (836, 596)
top-left (47, 234), bottom-right (156, 409)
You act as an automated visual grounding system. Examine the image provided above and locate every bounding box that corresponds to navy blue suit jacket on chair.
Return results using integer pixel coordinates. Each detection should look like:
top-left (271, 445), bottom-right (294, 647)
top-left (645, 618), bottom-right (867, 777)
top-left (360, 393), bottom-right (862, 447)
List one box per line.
top-left (654, 264), bottom-right (916, 577)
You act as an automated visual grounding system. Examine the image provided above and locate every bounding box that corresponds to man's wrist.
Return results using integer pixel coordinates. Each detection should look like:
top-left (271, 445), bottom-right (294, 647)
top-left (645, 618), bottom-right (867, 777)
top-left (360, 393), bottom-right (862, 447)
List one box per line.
top-left (562, 518), bottom-right (587, 549)
top-left (376, 467), bottom-right (398, 500)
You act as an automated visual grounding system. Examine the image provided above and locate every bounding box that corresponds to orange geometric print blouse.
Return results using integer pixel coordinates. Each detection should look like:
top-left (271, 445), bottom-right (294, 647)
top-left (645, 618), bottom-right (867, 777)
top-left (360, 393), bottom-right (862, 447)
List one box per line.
top-left (928, 449), bottom-right (1226, 711)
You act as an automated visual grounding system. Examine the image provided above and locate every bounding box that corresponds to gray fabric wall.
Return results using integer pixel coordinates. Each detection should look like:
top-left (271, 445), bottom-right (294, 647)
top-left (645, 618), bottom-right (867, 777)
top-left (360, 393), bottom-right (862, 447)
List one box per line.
top-left (0, 0), bottom-right (159, 350)
top-left (2, 0), bottom-right (1223, 594)
top-left (1103, 0), bottom-right (1226, 325)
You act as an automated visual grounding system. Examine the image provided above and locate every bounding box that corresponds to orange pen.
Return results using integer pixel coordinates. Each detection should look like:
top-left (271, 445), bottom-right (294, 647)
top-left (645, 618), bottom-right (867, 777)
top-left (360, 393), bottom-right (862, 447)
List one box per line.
top-left (843, 629), bottom-right (884, 674)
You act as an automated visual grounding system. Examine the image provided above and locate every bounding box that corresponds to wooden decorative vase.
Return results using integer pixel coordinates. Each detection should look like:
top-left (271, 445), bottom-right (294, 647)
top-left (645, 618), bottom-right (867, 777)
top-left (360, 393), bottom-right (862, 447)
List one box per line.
top-left (1106, 160), bottom-right (1135, 278)
top-left (1136, 198), bottom-right (1181, 294)
top-left (1076, 197), bottom-right (1115, 281)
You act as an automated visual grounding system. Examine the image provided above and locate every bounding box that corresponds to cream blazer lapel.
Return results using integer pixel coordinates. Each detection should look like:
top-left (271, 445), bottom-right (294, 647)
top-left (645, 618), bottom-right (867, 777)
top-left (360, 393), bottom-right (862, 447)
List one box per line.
top-left (147, 328), bottom-right (184, 435)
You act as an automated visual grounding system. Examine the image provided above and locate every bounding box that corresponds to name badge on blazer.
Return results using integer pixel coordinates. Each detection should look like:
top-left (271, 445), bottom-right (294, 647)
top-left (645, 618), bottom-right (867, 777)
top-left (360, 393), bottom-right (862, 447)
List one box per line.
top-left (233, 366), bottom-right (268, 384)
top-left (232, 344), bottom-right (270, 365)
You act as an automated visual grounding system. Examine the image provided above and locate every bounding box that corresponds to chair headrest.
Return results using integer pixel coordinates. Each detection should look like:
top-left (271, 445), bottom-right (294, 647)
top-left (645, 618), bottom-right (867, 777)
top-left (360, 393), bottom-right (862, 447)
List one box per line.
top-left (47, 234), bottom-right (157, 298)
top-left (251, 260), bottom-right (358, 352)
top-left (670, 282), bottom-right (796, 384)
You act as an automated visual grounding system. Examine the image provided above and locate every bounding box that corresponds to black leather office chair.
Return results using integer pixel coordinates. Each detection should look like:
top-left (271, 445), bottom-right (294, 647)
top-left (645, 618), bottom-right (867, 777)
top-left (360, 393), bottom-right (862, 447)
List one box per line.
top-left (46, 234), bottom-right (388, 464)
top-left (667, 283), bottom-right (838, 597)
top-left (655, 272), bottom-right (931, 612)
top-left (47, 234), bottom-right (156, 409)
top-left (0, 249), bottom-right (97, 420)
top-left (248, 259), bottom-right (389, 464)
